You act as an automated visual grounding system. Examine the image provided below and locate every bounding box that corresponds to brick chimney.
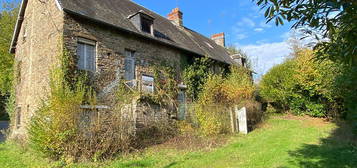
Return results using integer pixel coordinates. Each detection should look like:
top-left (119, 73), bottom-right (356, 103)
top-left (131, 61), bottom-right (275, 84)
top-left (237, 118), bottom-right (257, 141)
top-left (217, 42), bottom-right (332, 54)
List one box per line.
top-left (211, 33), bottom-right (225, 47)
top-left (167, 8), bottom-right (183, 26)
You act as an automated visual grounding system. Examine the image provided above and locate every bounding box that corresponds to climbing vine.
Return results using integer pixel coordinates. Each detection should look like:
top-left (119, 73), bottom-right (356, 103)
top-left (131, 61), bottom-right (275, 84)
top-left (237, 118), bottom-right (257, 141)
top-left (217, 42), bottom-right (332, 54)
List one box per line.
top-left (183, 57), bottom-right (213, 100)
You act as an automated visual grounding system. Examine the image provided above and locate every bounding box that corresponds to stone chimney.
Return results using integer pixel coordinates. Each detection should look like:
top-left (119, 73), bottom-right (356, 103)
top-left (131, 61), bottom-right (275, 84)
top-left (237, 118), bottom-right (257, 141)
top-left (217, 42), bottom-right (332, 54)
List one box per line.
top-left (211, 33), bottom-right (225, 47)
top-left (167, 8), bottom-right (183, 26)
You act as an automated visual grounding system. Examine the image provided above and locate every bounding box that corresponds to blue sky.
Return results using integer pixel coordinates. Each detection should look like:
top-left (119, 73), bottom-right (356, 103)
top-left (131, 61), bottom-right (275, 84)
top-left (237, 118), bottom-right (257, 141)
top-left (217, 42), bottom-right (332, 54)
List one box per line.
top-left (133, 0), bottom-right (295, 79)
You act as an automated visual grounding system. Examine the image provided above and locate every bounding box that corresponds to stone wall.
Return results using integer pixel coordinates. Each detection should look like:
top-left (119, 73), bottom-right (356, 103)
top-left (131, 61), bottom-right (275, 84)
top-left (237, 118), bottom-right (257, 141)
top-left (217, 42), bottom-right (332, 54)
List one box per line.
top-left (12, 0), bottom-right (64, 138)
top-left (63, 14), bottom-right (190, 127)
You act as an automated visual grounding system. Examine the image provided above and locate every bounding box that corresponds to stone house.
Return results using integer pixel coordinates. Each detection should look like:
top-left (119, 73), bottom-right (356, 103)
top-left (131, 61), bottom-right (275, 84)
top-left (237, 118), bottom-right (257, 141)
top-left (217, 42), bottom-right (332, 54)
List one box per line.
top-left (9, 0), bottom-right (238, 138)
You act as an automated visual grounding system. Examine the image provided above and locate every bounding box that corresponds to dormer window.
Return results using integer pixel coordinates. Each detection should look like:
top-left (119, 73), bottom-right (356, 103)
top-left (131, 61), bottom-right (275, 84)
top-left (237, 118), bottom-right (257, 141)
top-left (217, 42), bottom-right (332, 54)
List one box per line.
top-left (128, 10), bottom-right (154, 36)
top-left (141, 16), bottom-right (153, 34)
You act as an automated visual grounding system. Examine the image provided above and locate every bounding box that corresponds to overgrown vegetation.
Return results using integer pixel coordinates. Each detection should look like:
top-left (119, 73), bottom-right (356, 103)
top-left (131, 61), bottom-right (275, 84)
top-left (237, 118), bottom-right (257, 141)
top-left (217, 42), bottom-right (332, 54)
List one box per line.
top-left (254, 0), bottom-right (357, 133)
top-left (0, 1), bottom-right (18, 121)
top-left (260, 48), bottom-right (343, 118)
top-left (29, 51), bottom-right (181, 162)
top-left (184, 59), bottom-right (260, 136)
top-left (29, 50), bottom-right (102, 161)
top-left (115, 64), bottom-right (179, 149)
top-left (2, 115), bottom-right (356, 168)
top-left (183, 57), bottom-right (213, 100)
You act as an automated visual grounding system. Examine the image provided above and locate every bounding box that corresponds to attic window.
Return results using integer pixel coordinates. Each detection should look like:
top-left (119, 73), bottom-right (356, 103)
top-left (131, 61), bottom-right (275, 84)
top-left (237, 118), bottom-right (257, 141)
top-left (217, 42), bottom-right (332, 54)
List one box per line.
top-left (129, 11), bottom-right (155, 35)
top-left (141, 16), bottom-right (153, 34)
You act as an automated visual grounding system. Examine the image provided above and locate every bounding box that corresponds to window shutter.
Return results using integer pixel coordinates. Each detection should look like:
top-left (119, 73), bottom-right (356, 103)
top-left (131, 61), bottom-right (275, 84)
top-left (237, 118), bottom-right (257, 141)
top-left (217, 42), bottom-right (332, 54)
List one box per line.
top-left (86, 45), bottom-right (95, 71)
top-left (77, 43), bottom-right (85, 70)
top-left (124, 58), bottom-right (135, 81)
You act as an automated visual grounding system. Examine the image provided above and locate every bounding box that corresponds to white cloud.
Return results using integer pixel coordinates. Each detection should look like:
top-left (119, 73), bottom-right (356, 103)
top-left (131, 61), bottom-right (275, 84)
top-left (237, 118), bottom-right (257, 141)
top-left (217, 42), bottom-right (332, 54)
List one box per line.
top-left (238, 41), bottom-right (292, 80)
top-left (238, 17), bottom-right (256, 27)
top-left (236, 34), bottom-right (248, 40)
top-left (254, 28), bottom-right (264, 32)
top-left (259, 21), bottom-right (272, 28)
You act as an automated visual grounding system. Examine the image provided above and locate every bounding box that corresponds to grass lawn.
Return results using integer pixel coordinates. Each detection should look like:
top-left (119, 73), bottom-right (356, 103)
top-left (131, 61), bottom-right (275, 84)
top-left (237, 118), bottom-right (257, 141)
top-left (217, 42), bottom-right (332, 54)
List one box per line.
top-left (0, 115), bottom-right (356, 168)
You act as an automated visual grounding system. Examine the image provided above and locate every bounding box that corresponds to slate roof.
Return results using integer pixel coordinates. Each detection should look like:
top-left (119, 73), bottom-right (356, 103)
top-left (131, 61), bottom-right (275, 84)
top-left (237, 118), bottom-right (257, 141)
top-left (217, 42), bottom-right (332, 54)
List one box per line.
top-left (11, 0), bottom-right (235, 64)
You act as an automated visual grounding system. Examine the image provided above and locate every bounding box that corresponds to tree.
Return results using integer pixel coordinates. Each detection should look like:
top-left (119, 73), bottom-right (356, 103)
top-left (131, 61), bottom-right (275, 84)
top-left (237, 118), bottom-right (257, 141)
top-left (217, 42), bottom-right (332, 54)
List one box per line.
top-left (0, 2), bottom-right (18, 95)
top-left (255, 0), bottom-right (357, 131)
top-left (259, 59), bottom-right (296, 110)
top-left (254, 0), bottom-right (356, 66)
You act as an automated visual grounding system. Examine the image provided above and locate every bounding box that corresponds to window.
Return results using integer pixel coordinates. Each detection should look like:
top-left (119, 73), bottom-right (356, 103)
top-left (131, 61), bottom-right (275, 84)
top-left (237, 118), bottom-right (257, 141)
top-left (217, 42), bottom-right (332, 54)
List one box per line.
top-left (142, 75), bottom-right (154, 93)
top-left (16, 61), bottom-right (22, 83)
top-left (124, 49), bottom-right (136, 86)
top-left (16, 107), bottom-right (21, 128)
top-left (77, 38), bottom-right (96, 72)
top-left (22, 22), bottom-right (27, 43)
top-left (141, 16), bottom-right (153, 34)
top-left (128, 11), bottom-right (155, 35)
top-left (177, 89), bottom-right (187, 120)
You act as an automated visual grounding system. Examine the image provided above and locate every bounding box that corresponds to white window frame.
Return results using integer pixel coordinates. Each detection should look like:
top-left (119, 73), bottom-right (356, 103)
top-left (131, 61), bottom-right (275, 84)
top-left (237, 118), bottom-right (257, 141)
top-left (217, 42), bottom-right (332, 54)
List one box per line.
top-left (141, 75), bottom-right (154, 93)
top-left (77, 37), bottom-right (97, 72)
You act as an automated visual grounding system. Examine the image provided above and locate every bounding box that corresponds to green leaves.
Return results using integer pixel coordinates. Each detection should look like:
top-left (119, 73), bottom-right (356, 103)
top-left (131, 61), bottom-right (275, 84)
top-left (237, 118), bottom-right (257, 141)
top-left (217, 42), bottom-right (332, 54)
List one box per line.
top-left (0, 2), bottom-right (18, 95)
top-left (254, 0), bottom-right (357, 66)
top-left (183, 57), bottom-right (213, 100)
top-left (259, 49), bottom-right (343, 117)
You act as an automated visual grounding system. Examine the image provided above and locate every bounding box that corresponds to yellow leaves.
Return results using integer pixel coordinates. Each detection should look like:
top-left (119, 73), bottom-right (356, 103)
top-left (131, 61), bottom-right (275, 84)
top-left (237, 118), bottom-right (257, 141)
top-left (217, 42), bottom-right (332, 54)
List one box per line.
top-left (194, 66), bottom-right (255, 136)
top-left (198, 66), bottom-right (254, 106)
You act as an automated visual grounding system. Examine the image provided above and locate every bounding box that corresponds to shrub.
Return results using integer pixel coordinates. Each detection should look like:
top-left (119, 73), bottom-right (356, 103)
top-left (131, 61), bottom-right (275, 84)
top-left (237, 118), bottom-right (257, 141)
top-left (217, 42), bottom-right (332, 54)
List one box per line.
top-left (259, 48), bottom-right (343, 118)
top-left (195, 104), bottom-right (231, 136)
top-left (194, 66), bottom-right (257, 136)
top-left (336, 66), bottom-right (357, 133)
top-left (222, 66), bottom-right (255, 105)
top-left (29, 51), bottom-right (134, 161)
top-left (134, 120), bottom-right (177, 149)
top-left (259, 60), bottom-right (296, 110)
top-left (183, 57), bottom-right (213, 100)
top-left (239, 100), bottom-right (264, 129)
top-left (29, 67), bottom-right (88, 160)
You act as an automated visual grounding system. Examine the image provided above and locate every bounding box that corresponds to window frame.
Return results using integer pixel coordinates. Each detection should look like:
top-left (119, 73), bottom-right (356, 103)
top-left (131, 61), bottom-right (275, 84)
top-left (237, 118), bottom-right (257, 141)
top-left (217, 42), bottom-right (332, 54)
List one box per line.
top-left (77, 37), bottom-right (97, 72)
top-left (124, 49), bottom-right (136, 86)
top-left (16, 107), bottom-right (21, 128)
top-left (140, 15), bottom-right (153, 35)
top-left (141, 75), bottom-right (154, 93)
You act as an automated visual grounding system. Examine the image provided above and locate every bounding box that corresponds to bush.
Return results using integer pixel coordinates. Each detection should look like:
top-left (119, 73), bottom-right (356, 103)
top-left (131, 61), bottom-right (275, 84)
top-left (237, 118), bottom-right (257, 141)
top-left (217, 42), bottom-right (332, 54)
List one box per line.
top-left (336, 66), bottom-right (357, 133)
top-left (134, 120), bottom-right (177, 149)
top-left (29, 67), bottom-right (88, 160)
top-left (0, 94), bottom-right (9, 120)
top-left (259, 49), bottom-right (343, 118)
top-left (29, 52), bottom-right (134, 161)
top-left (193, 66), bottom-right (257, 136)
top-left (259, 60), bottom-right (296, 110)
top-left (183, 57), bottom-right (213, 100)
top-left (222, 66), bottom-right (255, 105)
top-left (239, 100), bottom-right (263, 129)
top-left (195, 104), bottom-right (231, 136)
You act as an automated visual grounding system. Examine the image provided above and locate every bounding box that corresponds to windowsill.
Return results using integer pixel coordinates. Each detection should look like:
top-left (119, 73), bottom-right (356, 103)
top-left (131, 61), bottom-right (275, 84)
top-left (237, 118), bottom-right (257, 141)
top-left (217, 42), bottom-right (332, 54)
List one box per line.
top-left (80, 105), bottom-right (110, 109)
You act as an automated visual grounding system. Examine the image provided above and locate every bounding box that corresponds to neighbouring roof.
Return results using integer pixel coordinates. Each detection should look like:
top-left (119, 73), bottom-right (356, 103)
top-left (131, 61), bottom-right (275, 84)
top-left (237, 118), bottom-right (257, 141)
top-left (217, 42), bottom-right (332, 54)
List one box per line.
top-left (10, 0), bottom-right (235, 64)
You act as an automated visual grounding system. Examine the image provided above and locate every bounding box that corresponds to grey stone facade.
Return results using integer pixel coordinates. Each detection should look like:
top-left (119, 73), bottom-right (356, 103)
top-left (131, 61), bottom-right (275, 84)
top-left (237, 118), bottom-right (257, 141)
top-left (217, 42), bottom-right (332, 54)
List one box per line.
top-left (11, 0), bottom-right (64, 139)
top-left (10, 0), bottom-right (233, 139)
